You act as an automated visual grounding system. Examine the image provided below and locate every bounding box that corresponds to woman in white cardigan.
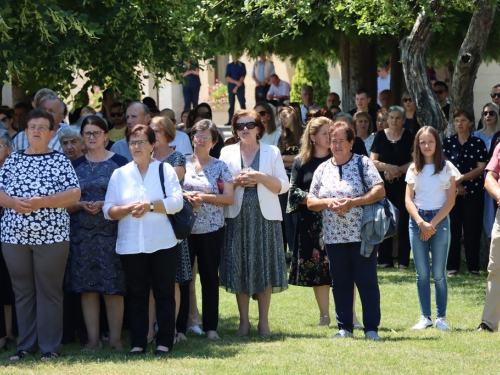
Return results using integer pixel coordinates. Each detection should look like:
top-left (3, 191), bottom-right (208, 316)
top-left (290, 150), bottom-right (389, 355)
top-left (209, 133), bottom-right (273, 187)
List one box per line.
top-left (103, 125), bottom-right (183, 356)
top-left (220, 109), bottom-right (289, 337)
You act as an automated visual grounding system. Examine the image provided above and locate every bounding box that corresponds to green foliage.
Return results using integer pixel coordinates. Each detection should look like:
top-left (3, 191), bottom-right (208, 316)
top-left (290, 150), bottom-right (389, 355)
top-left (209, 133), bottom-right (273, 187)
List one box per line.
top-left (290, 58), bottom-right (330, 106)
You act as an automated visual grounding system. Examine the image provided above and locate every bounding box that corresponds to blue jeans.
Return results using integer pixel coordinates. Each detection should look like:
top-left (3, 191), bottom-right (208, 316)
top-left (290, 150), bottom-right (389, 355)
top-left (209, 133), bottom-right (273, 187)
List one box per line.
top-left (227, 83), bottom-right (246, 123)
top-left (409, 209), bottom-right (450, 318)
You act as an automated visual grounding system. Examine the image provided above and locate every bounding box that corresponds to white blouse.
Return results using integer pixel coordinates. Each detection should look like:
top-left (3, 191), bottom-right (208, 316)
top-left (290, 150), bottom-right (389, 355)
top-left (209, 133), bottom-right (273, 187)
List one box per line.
top-left (405, 160), bottom-right (460, 210)
top-left (103, 160), bottom-right (183, 255)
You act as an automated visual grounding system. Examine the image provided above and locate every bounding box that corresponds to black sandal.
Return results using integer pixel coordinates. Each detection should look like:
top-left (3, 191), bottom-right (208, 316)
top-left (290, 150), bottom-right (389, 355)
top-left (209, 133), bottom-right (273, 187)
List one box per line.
top-left (10, 350), bottom-right (32, 361)
top-left (40, 352), bottom-right (60, 361)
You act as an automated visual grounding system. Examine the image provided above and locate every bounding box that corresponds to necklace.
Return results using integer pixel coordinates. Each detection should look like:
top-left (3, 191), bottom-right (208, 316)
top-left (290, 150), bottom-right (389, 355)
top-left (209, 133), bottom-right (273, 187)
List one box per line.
top-left (86, 153), bottom-right (107, 171)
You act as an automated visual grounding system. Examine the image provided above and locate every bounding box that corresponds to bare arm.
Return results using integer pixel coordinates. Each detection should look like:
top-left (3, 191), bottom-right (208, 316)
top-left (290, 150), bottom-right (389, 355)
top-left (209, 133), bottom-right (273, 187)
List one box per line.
top-left (27, 188), bottom-right (81, 210)
top-left (198, 182), bottom-right (235, 206)
top-left (331, 183), bottom-right (385, 213)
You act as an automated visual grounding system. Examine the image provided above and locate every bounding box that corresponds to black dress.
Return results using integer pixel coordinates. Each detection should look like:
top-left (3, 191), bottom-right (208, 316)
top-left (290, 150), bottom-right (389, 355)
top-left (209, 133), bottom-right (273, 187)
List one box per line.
top-left (370, 129), bottom-right (415, 267)
top-left (287, 156), bottom-right (331, 287)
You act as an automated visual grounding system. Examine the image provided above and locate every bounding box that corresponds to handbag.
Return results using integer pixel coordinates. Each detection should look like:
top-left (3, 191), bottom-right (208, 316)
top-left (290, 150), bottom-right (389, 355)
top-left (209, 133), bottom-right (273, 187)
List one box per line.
top-left (158, 163), bottom-right (195, 240)
top-left (356, 157), bottom-right (399, 239)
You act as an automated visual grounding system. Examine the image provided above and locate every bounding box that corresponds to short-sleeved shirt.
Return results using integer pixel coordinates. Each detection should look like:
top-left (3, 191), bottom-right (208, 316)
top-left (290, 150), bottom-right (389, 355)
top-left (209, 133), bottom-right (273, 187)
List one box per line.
top-left (0, 151), bottom-right (80, 244)
top-left (308, 154), bottom-right (383, 244)
top-left (225, 61), bottom-right (246, 82)
top-left (182, 62), bottom-right (201, 87)
top-left (267, 80), bottom-right (291, 98)
top-left (486, 142), bottom-right (500, 186)
top-left (443, 134), bottom-right (488, 195)
top-left (108, 126), bottom-right (126, 142)
top-left (162, 151), bottom-right (186, 184)
top-left (183, 156), bottom-right (233, 234)
top-left (371, 129), bottom-right (414, 168)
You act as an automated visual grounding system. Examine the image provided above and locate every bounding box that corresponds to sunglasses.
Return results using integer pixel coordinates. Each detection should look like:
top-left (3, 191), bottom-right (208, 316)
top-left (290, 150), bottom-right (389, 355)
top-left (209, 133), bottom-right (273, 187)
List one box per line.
top-left (483, 110), bottom-right (497, 117)
top-left (235, 122), bottom-right (257, 131)
top-left (491, 93), bottom-right (500, 99)
top-left (402, 98), bottom-right (412, 103)
top-left (257, 110), bottom-right (268, 117)
top-left (110, 112), bottom-right (123, 117)
top-left (434, 90), bottom-right (445, 95)
top-left (0, 117), bottom-right (7, 122)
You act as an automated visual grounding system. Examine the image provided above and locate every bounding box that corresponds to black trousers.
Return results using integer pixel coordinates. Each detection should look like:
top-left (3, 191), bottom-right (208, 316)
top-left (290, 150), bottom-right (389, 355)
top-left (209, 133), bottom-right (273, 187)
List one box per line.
top-left (377, 179), bottom-right (411, 267)
top-left (121, 246), bottom-right (178, 349)
top-left (187, 228), bottom-right (224, 332)
top-left (447, 192), bottom-right (484, 272)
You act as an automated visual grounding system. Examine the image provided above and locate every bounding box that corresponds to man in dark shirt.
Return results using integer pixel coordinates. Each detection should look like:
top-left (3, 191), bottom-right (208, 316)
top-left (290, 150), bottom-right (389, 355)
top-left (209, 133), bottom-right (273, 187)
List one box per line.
top-left (434, 81), bottom-right (450, 120)
top-left (348, 88), bottom-right (378, 125)
top-left (225, 55), bottom-right (246, 125)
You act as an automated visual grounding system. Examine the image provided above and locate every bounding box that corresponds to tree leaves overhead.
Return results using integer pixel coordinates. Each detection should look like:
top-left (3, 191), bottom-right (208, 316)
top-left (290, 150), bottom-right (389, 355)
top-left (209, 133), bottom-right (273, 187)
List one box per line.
top-left (0, 0), bottom-right (207, 101)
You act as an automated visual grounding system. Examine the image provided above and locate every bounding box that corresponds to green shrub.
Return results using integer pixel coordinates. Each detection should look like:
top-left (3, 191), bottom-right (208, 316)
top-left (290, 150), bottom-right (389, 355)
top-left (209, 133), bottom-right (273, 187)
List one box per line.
top-left (290, 58), bottom-right (330, 107)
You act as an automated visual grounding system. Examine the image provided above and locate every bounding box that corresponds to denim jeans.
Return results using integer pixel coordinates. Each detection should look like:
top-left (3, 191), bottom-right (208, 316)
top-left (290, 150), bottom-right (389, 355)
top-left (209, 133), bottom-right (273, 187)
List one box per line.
top-left (409, 209), bottom-right (450, 318)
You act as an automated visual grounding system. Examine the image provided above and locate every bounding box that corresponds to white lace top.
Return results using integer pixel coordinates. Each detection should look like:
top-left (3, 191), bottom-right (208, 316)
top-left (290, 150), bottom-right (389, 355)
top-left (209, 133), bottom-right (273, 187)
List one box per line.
top-left (405, 160), bottom-right (460, 210)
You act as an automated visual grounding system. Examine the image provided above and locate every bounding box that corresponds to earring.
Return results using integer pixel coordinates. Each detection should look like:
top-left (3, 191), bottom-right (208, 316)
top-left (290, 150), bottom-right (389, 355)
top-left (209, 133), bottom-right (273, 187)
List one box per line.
top-left (312, 141), bottom-right (315, 145)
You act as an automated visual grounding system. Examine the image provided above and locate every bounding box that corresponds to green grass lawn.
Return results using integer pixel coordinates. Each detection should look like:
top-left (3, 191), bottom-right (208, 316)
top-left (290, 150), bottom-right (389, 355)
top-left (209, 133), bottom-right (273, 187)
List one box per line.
top-left (0, 265), bottom-right (496, 374)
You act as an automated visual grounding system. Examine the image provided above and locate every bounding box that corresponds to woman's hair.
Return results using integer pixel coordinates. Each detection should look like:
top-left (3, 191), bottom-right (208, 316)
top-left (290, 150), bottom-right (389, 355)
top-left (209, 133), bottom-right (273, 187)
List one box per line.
top-left (126, 124), bottom-right (155, 144)
top-left (231, 109), bottom-right (265, 139)
top-left (81, 115), bottom-right (108, 134)
top-left (58, 126), bottom-right (82, 142)
top-left (0, 108), bottom-right (13, 119)
top-left (278, 106), bottom-right (304, 152)
top-left (298, 116), bottom-right (333, 163)
top-left (195, 103), bottom-right (213, 120)
top-left (452, 109), bottom-right (474, 123)
top-left (190, 119), bottom-right (219, 142)
top-left (334, 112), bottom-right (353, 125)
top-left (411, 126), bottom-right (445, 175)
top-left (478, 102), bottom-right (500, 133)
top-left (312, 108), bottom-right (334, 119)
top-left (0, 129), bottom-right (13, 148)
top-left (377, 108), bottom-right (388, 118)
top-left (353, 111), bottom-right (373, 135)
top-left (254, 102), bottom-right (277, 134)
top-left (330, 120), bottom-right (355, 142)
top-left (305, 109), bottom-right (319, 124)
top-left (151, 116), bottom-right (176, 143)
top-left (387, 105), bottom-right (406, 120)
top-left (181, 109), bottom-right (190, 121)
top-left (26, 109), bottom-right (55, 130)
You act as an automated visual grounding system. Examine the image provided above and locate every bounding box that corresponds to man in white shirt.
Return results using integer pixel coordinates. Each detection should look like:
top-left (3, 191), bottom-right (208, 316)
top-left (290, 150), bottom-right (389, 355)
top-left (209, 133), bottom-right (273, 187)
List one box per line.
top-left (159, 108), bottom-right (193, 155)
top-left (299, 86), bottom-right (321, 124)
top-left (110, 102), bottom-right (151, 161)
top-left (13, 94), bottom-right (65, 152)
top-left (377, 65), bottom-right (391, 107)
top-left (266, 74), bottom-right (291, 106)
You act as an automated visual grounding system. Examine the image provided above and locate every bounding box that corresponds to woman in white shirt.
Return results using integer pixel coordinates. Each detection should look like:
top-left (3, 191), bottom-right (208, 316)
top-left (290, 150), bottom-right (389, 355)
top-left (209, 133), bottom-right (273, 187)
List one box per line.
top-left (103, 125), bottom-right (183, 356)
top-left (405, 126), bottom-right (459, 332)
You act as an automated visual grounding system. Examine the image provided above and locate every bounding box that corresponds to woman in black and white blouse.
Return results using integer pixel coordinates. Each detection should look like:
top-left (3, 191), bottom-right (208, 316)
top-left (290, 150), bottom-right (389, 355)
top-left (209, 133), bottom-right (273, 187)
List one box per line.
top-left (0, 109), bottom-right (81, 361)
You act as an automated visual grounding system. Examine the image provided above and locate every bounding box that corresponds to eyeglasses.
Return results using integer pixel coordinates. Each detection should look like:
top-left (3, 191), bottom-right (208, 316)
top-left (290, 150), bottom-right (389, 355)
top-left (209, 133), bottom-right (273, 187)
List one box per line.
top-left (434, 90), bottom-right (445, 95)
top-left (235, 122), bottom-right (257, 131)
top-left (193, 134), bottom-right (213, 141)
top-left (483, 110), bottom-right (497, 117)
top-left (27, 125), bottom-right (50, 132)
top-left (82, 131), bottom-right (104, 139)
top-left (331, 140), bottom-right (347, 146)
top-left (129, 140), bottom-right (149, 147)
top-left (402, 98), bottom-right (412, 103)
top-left (491, 93), bottom-right (500, 99)
top-left (0, 144), bottom-right (8, 149)
top-left (257, 111), bottom-right (268, 117)
top-left (110, 112), bottom-right (123, 117)
top-left (0, 117), bottom-right (7, 122)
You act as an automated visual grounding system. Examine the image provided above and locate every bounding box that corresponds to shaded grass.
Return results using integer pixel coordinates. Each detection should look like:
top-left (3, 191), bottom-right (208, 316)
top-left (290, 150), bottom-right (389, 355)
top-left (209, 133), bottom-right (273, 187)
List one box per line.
top-left (0, 263), bottom-right (496, 374)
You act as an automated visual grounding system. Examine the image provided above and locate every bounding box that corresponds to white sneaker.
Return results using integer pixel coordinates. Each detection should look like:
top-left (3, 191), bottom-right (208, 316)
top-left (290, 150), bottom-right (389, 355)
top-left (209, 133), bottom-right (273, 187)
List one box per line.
top-left (331, 329), bottom-right (354, 339)
top-left (187, 325), bottom-right (205, 335)
top-left (411, 316), bottom-right (433, 330)
top-left (435, 317), bottom-right (451, 331)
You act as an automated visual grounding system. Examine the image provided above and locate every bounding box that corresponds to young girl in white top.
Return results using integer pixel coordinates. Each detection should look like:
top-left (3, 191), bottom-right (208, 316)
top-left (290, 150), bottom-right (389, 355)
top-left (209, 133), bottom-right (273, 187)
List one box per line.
top-left (405, 126), bottom-right (459, 331)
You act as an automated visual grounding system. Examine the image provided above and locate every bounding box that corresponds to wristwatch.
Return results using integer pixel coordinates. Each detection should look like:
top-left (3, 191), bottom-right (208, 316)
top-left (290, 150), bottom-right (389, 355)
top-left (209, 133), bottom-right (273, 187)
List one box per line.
top-left (150, 202), bottom-right (154, 212)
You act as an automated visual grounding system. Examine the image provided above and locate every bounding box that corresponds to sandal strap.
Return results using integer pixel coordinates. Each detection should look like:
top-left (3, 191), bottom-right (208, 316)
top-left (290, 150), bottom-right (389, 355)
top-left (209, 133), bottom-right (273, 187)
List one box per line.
top-left (41, 352), bottom-right (60, 360)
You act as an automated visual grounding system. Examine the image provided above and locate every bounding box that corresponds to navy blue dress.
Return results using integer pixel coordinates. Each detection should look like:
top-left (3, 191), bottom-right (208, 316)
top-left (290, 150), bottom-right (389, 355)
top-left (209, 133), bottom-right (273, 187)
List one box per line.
top-left (65, 154), bottom-right (128, 295)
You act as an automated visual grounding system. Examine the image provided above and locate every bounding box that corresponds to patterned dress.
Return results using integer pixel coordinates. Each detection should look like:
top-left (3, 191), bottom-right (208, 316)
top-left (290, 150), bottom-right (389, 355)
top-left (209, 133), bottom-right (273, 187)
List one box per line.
top-left (163, 151), bottom-right (192, 284)
top-left (287, 156), bottom-right (331, 287)
top-left (65, 154), bottom-right (128, 295)
top-left (220, 150), bottom-right (288, 296)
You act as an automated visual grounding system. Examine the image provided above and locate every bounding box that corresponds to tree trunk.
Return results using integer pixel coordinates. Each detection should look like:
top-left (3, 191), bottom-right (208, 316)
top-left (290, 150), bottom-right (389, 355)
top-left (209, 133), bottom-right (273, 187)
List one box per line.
top-left (391, 35), bottom-right (407, 104)
top-left (400, 1), bottom-right (447, 134)
top-left (341, 34), bottom-right (378, 113)
top-left (447, 0), bottom-right (496, 136)
top-left (0, 84), bottom-right (3, 106)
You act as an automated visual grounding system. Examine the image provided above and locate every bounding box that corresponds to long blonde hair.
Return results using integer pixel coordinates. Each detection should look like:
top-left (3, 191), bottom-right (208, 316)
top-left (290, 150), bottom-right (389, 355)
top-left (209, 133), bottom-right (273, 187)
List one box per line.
top-left (297, 116), bottom-right (333, 164)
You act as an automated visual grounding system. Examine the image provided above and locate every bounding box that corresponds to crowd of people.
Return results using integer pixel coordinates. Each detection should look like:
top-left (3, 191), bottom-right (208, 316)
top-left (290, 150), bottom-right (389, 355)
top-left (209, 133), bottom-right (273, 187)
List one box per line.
top-left (1, 71), bottom-right (500, 361)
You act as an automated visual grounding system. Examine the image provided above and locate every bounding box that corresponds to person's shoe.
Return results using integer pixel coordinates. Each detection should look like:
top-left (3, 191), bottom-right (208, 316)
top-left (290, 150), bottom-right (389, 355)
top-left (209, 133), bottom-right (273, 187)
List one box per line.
top-left (128, 348), bottom-right (145, 356)
top-left (477, 322), bottom-right (493, 332)
top-left (435, 317), bottom-right (451, 331)
top-left (398, 264), bottom-right (408, 270)
top-left (379, 263), bottom-right (393, 269)
top-left (365, 331), bottom-right (381, 341)
top-left (447, 270), bottom-right (458, 278)
top-left (187, 325), bottom-right (205, 335)
top-left (40, 352), bottom-right (60, 361)
top-left (331, 329), bottom-right (354, 339)
top-left (469, 271), bottom-right (481, 276)
top-left (411, 316), bottom-right (433, 330)
top-left (318, 315), bottom-right (331, 327)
